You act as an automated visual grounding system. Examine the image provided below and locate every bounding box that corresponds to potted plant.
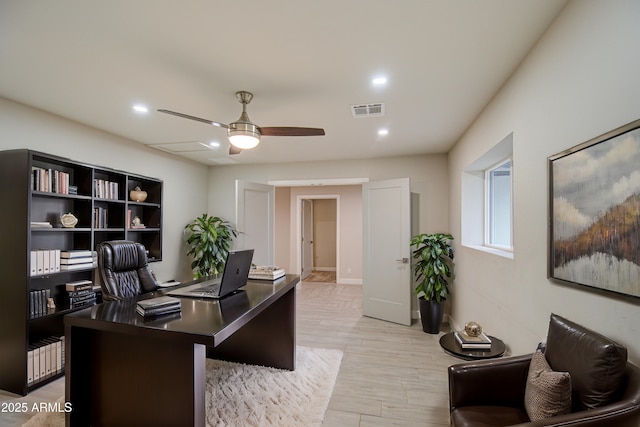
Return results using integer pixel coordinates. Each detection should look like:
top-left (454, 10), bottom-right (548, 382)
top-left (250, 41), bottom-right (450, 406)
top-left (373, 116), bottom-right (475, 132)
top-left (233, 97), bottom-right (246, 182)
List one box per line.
top-left (410, 233), bottom-right (454, 334)
top-left (185, 214), bottom-right (238, 279)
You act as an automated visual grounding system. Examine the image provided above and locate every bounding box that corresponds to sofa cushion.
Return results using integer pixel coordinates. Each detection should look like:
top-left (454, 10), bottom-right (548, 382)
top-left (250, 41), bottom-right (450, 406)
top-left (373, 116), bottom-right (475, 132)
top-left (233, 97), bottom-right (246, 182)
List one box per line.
top-left (524, 350), bottom-right (572, 420)
top-left (545, 314), bottom-right (627, 411)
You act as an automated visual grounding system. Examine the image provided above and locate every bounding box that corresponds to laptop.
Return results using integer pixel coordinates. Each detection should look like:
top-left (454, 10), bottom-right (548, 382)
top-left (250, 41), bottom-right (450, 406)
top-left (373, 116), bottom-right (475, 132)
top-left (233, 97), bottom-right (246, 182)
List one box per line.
top-left (168, 249), bottom-right (254, 299)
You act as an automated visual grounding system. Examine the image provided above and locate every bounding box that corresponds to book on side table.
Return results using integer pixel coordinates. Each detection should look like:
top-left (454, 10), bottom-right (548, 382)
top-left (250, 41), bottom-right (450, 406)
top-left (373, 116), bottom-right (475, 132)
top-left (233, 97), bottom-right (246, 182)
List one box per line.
top-left (454, 330), bottom-right (492, 350)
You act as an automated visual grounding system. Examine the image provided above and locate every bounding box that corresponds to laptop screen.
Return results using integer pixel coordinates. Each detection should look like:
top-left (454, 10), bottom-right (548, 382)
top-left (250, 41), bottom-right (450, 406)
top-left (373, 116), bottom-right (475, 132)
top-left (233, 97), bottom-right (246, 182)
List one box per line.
top-left (218, 249), bottom-right (254, 295)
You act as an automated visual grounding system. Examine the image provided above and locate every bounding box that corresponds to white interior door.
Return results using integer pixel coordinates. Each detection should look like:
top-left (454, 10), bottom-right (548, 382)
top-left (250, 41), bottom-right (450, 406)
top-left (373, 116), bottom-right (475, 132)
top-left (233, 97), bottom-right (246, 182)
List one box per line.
top-left (301, 199), bottom-right (314, 280)
top-left (362, 178), bottom-right (411, 326)
top-left (235, 180), bottom-right (275, 266)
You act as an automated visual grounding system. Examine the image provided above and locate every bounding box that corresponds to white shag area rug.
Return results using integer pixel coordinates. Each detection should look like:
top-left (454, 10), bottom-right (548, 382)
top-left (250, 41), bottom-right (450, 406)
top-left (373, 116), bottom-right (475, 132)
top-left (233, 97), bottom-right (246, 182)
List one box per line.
top-left (22, 346), bottom-right (342, 427)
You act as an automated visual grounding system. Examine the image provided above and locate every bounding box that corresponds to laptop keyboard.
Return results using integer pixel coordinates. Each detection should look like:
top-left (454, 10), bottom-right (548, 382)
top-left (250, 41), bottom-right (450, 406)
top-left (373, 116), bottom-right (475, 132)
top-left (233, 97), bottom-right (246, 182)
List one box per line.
top-left (192, 283), bottom-right (220, 295)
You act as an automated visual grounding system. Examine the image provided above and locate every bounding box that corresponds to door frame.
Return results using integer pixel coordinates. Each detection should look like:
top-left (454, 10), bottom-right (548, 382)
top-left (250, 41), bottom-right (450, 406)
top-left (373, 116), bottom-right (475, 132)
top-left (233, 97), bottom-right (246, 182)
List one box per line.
top-left (301, 198), bottom-right (314, 280)
top-left (295, 194), bottom-right (340, 282)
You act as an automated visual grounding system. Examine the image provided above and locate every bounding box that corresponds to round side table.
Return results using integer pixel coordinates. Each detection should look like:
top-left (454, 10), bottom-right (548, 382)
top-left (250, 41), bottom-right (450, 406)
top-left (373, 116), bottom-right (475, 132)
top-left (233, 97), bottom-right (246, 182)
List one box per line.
top-left (439, 332), bottom-right (506, 360)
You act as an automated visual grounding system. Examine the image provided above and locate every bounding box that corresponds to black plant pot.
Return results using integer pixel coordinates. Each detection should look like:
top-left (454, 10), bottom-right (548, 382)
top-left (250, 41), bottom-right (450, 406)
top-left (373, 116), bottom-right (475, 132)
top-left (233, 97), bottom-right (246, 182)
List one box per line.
top-left (419, 298), bottom-right (444, 334)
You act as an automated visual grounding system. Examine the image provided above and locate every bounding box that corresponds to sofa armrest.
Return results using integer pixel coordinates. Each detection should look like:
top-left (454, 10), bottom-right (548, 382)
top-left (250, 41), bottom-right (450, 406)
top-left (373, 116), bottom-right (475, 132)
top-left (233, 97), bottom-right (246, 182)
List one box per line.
top-left (449, 353), bottom-right (532, 411)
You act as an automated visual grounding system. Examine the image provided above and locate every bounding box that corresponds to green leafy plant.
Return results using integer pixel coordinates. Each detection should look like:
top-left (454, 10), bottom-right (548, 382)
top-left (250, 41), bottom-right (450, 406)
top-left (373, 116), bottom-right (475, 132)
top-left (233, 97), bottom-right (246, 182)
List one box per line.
top-left (410, 233), bottom-right (454, 303)
top-left (185, 214), bottom-right (237, 278)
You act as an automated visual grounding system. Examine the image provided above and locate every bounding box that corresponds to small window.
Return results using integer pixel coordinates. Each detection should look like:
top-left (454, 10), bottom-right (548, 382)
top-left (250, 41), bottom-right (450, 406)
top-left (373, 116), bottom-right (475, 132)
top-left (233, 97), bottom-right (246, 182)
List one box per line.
top-left (485, 159), bottom-right (512, 250)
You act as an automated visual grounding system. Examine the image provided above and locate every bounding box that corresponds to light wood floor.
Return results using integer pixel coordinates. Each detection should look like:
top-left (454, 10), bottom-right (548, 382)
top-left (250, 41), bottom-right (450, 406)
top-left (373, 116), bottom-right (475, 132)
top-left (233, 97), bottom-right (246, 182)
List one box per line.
top-left (297, 281), bottom-right (457, 427)
top-left (0, 280), bottom-right (458, 426)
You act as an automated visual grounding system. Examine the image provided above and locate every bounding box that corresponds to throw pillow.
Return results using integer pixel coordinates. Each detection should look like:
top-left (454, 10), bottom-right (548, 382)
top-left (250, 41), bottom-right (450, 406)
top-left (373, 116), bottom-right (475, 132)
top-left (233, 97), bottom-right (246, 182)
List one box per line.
top-left (524, 350), bottom-right (572, 421)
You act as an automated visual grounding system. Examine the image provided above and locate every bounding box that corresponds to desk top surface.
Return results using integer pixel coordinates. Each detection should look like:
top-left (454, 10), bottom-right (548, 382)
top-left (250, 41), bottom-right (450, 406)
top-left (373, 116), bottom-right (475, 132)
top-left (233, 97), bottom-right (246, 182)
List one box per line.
top-left (64, 275), bottom-right (299, 347)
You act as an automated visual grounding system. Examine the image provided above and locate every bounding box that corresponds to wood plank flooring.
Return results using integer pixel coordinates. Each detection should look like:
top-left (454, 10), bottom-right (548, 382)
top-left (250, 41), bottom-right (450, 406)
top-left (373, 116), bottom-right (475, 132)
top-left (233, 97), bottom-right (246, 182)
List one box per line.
top-left (297, 281), bottom-right (458, 427)
top-left (0, 280), bottom-right (459, 426)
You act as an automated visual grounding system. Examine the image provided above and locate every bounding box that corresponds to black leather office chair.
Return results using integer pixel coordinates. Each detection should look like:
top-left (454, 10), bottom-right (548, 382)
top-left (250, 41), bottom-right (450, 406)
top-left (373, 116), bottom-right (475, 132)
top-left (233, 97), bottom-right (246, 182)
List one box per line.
top-left (97, 240), bottom-right (159, 301)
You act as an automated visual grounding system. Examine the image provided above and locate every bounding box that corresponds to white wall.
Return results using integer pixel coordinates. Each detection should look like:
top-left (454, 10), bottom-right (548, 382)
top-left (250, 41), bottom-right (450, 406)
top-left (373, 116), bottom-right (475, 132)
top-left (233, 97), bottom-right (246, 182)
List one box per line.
top-left (448, 0), bottom-right (640, 363)
top-left (0, 97), bottom-right (210, 282)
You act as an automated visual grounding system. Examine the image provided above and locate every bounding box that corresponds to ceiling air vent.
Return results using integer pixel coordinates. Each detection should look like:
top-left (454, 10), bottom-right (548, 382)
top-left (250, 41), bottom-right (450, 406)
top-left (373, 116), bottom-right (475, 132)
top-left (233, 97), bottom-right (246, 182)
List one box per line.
top-left (350, 102), bottom-right (385, 118)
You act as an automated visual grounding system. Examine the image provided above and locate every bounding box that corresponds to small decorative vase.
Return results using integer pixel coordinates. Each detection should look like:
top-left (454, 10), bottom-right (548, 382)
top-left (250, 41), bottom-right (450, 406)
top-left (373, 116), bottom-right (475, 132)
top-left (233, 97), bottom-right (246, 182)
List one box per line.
top-left (464, 321), bottom-right (483, 337)
top-left (130, 186), bottom-right (148, 202)
top-left (60, 212), bottom-right (78, 228)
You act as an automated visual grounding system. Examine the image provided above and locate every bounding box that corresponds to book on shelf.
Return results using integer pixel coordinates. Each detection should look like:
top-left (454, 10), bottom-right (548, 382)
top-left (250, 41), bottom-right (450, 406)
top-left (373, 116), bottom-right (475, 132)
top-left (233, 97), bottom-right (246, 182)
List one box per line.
top-left (30, 249), bottom-right (60, 276)
top-left (93, 206), bottom-right (108, 228)
top-left (93, 178), bottom-right (119, 200)
top-left (57, 282), bottom-right (97, 309)
top-left (60, 261), bottom-right (97, 271)
top-left (32, 167), bottom-right (71, 195)
top-left (65, 280), bottom-right (93, 291)
top-left (455, 331), bottom-right (492, 349)
top-left (29, 289), bottom-right (53, 318)
top-left (249, 265), bottom-right (286, 280)
top-left (58, 252), bottom-right (97, 271)
top-left (136, 296), bottom-right (181, 317)
top-left (30, 221), bottom-right (53, 228)
top-left (60, 250), bottom-right (96, 258)
top-left (27, 336), bottom-right (64, 386)
top-left (60, 256), bottom-right (95, 265)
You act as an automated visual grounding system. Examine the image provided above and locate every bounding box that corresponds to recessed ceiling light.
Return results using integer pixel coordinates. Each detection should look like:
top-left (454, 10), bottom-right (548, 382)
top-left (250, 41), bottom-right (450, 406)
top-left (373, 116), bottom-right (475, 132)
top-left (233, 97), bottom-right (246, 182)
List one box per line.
top-left (378, 128), bottom-right (389, 136)
top-left (133, 104), bottom-right (149, 114)
top-left (372, 76), bottom-right (387, 86)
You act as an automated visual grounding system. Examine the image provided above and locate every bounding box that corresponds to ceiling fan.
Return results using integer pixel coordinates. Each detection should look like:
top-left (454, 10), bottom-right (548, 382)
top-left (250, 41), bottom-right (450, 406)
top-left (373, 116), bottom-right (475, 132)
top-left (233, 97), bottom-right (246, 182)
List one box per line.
top-left (158, 91), bottom-right (325, 155)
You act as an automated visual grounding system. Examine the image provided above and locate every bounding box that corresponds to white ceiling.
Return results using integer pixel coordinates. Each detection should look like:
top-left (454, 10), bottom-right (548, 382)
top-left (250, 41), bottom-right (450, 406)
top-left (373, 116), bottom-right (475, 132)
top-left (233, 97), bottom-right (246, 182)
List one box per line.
top-left (0, 0), bottom-right (567, 166)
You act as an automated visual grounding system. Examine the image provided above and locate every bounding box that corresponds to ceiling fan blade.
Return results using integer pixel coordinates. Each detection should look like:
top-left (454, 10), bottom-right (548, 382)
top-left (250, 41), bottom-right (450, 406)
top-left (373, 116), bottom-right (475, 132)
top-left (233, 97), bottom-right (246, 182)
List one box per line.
top-left (229, 145), bottom-right (243, 155)
top-left (259, 127), bottom-right (325, 137)
top-left (157, 109), bottom-right (229, 128)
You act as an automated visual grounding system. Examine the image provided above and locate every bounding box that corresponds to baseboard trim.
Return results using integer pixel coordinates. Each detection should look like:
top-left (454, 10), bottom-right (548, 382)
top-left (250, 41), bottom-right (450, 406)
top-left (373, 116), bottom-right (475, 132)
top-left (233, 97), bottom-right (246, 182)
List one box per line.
top-left (337, 278), bottom-right (362, 285)
top-left (313, 267), bottom-right (337, 272)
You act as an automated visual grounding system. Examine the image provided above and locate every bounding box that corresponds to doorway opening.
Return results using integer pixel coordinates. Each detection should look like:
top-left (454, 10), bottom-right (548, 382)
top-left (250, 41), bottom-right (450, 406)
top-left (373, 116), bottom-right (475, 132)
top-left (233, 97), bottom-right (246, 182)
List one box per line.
top-left (299, 195), bottom-right (338, 283)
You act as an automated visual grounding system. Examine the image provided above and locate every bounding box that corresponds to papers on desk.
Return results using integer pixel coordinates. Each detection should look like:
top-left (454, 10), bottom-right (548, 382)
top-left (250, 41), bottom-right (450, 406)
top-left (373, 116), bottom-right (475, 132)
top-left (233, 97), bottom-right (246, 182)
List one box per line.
top-left (136, 296), bottom-right (181, 317)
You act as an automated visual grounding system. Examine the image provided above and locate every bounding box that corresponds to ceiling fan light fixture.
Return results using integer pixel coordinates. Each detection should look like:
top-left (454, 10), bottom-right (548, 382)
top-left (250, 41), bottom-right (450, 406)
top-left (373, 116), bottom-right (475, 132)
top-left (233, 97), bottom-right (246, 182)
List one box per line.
top-left (228, 122), bottom-right (260, 149)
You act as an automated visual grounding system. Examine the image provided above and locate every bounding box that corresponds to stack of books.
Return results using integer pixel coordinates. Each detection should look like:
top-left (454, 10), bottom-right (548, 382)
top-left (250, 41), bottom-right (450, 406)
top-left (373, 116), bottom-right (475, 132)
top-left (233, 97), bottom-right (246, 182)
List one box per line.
top-left (136, 296), bottom-right (181, 318)
top-left (29, 288), bottom-right (52, 318)
top-left (455, 330), bottom-right (492, 350)
top-left (32, 167), bottom-right (71, 194)
top-left (59, 250), bottom-right (97, 271)
top-left (249, 265), bottom-right (286, 281)
top-left (30, 249), bottom-right (61, 276)
top-left (60, 280), bottom-right (97, 309)
top-left (27, 336), bottom-right (64, 386)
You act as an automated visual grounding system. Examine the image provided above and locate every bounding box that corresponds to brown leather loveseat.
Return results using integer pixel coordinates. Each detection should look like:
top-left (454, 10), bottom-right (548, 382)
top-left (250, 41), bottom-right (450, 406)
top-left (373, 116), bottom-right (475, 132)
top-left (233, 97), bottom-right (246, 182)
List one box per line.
top-left (448, 314), bottom-right (640, 426)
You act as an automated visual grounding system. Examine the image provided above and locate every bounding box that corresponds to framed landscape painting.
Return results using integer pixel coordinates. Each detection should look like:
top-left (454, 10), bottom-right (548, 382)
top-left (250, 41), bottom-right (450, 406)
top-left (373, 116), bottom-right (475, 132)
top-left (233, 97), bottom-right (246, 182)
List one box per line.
top-left (548, 118), bottom-right (640, 300)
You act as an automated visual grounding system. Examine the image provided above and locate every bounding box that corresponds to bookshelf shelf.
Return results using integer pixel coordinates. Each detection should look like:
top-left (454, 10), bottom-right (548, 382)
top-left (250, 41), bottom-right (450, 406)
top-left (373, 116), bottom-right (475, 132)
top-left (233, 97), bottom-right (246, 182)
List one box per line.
top-left (0, 149), bottom-right (163, 395)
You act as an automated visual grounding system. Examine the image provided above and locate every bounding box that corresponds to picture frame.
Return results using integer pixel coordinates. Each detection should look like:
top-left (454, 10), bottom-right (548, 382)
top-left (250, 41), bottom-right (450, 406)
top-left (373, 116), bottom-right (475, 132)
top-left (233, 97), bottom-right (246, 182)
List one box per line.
top-left (548, 118), bottom-right (640, 300)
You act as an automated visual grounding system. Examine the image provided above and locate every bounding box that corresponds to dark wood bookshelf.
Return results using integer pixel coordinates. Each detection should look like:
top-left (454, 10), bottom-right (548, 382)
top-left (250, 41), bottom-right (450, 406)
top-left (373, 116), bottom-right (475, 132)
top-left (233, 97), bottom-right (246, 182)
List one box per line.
top-left (0, 149), bottom-right (163, 395)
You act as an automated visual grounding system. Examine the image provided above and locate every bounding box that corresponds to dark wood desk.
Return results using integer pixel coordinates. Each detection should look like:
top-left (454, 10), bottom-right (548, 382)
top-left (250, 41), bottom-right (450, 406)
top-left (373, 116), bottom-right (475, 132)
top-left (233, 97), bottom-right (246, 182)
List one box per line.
top-left (64, 275), bottom-right (299, 427)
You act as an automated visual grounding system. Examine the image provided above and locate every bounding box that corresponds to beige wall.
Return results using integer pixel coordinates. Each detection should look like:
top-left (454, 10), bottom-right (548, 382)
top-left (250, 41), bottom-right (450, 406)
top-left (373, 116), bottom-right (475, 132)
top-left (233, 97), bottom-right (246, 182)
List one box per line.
top-left (448, 0), bottom-right (640, 363)
top-left (286, 185), bottom-right (361, 284)
top-left (274, 187), bottom-right (291, 269)
top-left (313, 199), bottom-right (337, 270)
top-left (0, 97), bottom-right (209, 282)
top-left (208, 154), bottom-right (450, 285)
